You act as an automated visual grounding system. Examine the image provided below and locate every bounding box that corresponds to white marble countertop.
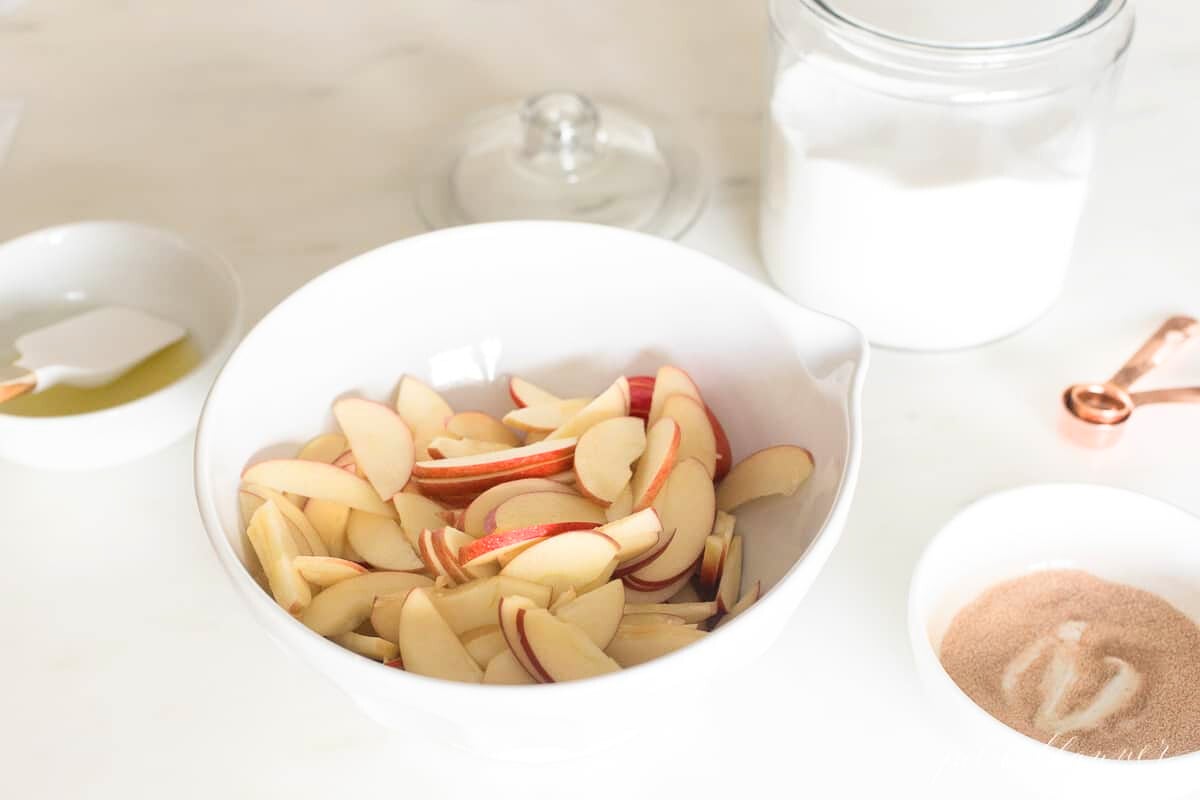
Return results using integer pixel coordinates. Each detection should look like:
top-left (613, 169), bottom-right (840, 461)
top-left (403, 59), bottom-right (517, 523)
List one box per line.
top-left (2, 2), bottom-right (1199, 798)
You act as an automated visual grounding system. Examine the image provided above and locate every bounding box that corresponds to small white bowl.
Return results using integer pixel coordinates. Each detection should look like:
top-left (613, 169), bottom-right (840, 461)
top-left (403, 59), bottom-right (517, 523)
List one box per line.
top-left (194, 221), bottom-right (867, 760)
top-left (909, 484), bottom-right (1200, 800)
top-left (0, 222), bottom-right (243, 470)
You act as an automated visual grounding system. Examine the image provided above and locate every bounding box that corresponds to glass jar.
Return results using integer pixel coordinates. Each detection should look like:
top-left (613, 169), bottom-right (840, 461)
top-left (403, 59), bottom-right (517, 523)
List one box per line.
top-left (761, 0), bottom-right (1135, 350)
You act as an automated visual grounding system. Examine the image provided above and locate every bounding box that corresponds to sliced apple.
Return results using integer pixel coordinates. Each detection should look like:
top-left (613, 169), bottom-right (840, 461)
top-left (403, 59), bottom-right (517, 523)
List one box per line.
top-left (246, 500), bottom-right (311, 614)
top-left (524, 430), bottom-right (549, 444)
top-left (240, 484), bottom-right (329, 557)
top-left (596, 508), bottom-right (662, 562)
top-left (304, 498), bottom-right (350, 557)
top-left (716, 534), bottom-right (744, 613)
top-left (333, 397), bottom-right (415, 501)
top-left (397, 587), bottom-right (483, 683)
top-left (332, 631), bottom-right (399, 661)
top-left (509, 376), bottom-right (563, 409)
top-left (548, 588), bottom-right (577, 613)
top-left (301, 571), bottom-right (432, 636)
top-left (485, 491), bottom-right (606, 535)
top-left (625, 601), bottom-right (718, 624)
top-left (239, 490), bottom-right (265, 528)
top-left (504, 602), bottom-right (620, 683)
top-left (345, 510), bottom-right (424, 571)
top-left (573, 416), bottom-right (646, 505)
top-left (630, 418), bottom-right (680, 510)
top-left (293, 555), bottom-right (368, 587)
top-left (412, 437), bottom-right (577, 480)
top-left (605, 485), bottom-right (634, 522)
top-left (612, 528), bottom-right (675, 578)
top-left (459, 521), bottom-right (593, 569)
top-left (497, 541), bottom-right (542, 569)
top-left (606, 624), bottom-right (707, 667)
top-left (499, 530), bottom-right (620, 597)
top-left (445, 411), bottom-right (521, 446)
top-left (427, 436), bottom-right (510, 459)
top-left (483, 648), bottom-right (536, 685)
top-left (660, 394), bottom-right (717, 478)
top-left (620, 571), bottom-right (693, 604)
top-left (243, 459), bottom-right (393, 516)
top-left (392, 492), bottom-right (448, 548)
top-left (620, 612), bottom-right (687, 626)
top-left (431, 575), bottom-right (551, 634)
top-left (716, 445), bottom-right (814, 512)
top-left (546, 378), bottom-right (630, 440)
top-left (462, 478), bottom-right (578, 537)
top-left (697, 534), bottom-right (726, 591)
top-left (298, 432), bottom-right (349, 464)
top-left (439, 526), bottom-right (497, 583)
top-left (627, 375), bottom-right (655, 421)
top-left (502, 398), bottom-right (591, 435)
top-left (497, 595), bottom-right (544, 679)
top-left (552, 579), bottom-right (624, 650)
top-left (331, 450), bottom-right (358, 475)
top-left (461, 625), bottom-right (507, 668)
top-left (715, 580), bottom-right (761, 629)
top-left (630, 458), bottom-right (716, 586)
top-left (706, 405), bottom-right (733, 482)
top-left (414, 457), bottom-right (576, 497)
top-left (368, 590), bottom-right (413, 643)
top-left (647, 366), bottom-right (703, 428)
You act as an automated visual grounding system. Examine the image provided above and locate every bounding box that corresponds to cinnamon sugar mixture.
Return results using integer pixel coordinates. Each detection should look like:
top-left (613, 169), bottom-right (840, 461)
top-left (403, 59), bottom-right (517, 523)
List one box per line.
top-left (939, 569), bottom-right (1200, 759)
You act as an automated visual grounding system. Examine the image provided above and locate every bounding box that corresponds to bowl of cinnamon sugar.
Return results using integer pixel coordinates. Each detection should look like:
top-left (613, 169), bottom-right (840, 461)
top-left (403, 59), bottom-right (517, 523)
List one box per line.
top-left (909, 483), bottom-right (1200, 800)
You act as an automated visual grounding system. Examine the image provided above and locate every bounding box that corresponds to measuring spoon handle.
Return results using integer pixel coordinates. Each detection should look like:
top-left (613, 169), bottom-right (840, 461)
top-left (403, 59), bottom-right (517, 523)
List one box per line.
top-left (1108, 316), bottom-right (1200, 390)
top-left (1129, 387), bottom-right (1200, 407)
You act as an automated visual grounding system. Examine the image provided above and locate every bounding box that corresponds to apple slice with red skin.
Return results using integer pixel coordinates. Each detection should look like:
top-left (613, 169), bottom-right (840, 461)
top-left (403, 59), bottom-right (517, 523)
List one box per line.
top-left (484, 491), bottom-right (606, 534)
top-left (630, 458), bottom-right (716, 586)
top-left (630, 418), bottom-right (680, 511)
top-left (625, 600), bottom-right (718, 624)
top-left (500, 600), bottom-right (620, 683)
top-left (629, 373), bottom-right (733, 480)
top-left (620, 612), bottom-right (687, 626)
top-left (483, 648), bottom-right (536, 685)
top-left (508, 376), bottom-right (562, 409)
top-left (301, 571), bottom-right (432, 636)
top-left (240, 484), bottom-right (328, 556)
top-left (612, 528), bottom-right (675, 579)
top-left (369, 590), bottom-right (414, 643)
top-left (660, 394), bottom-right (717, 479)
top-left (606, 624), bottom-right (707, 667)
top-left (397, 587), bottom-right (483, 683)
top-left (627, 375), bottom-right (655, 421)
top-left (546, 377), bottom-right (630, 440)
top-left (499, 530), bottom-right (620, 597)
top-left (459, 521), bottom-right (595, 569)
top-left (715, 580), bottom-right (761, 629)
top-left (620, 571), bottom-right (693, 604)
top-left (552, 579), bottom-right (624, 649)
top-left (445, 411), bottom-right (521, 446)
top-left (346, 509), bottom-right (423, 571)
top-left (427, 437), bottom-right (510, 459)
top-left (502, 398), bottom-right (590, 433)
top-left (243, 459), bottom-right (394, 517)
top-left (647, 366), bottom-right (703, 428)
top-left (716, 534), bottom-right (744, 613)
top-left (436, 526), bottom-right (497, 583)
top-left (246, 501), bottom-right (311, 614)
top-left (412, 437), bottom-right (577, 479)
top-left (293, 555), bottom-right (368, 587)
top-left (463, 478), bottom-right (578, 537)
top-left (573, 416), bottom-right (646, 505)
top-left (332, 631), bottom-right (399, 661)
top-left (414, 458), bottom-right (575, 497)
top-left (497, 595), bottom-right (544, 679)
top-left (596, 508), bottom-right (662, 562)
top-left (461, 625), bottom-right (508, 668)
top-left (333, 397), bottom-right (415, 501)
top-left (716, 446), bottom-right (814, 512)
top-left (697, 534), bottom-right (726, 592)
top-left (706, 405), bottom-right (733, 482)
top-left (432, 576), bottom-right (550, 634)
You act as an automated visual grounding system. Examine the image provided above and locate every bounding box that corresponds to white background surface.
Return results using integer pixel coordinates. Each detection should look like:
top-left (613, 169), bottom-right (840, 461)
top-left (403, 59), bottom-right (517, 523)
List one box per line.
top-left (0, 2), bottom-right (1198, 798)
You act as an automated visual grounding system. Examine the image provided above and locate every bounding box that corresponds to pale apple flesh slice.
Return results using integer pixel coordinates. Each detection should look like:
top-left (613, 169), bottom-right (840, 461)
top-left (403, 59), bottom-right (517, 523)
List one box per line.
top-left (392, 492), bottom-right (449, 548)
top-left (552, 579), bottom-right (624, 650)
top-left (596, 508), bottom-right (662, 562)
top-left (606, 624), bottom-right (707, 667)
top-left (462, 477), bottom-right (578, 537)
top-left (716, 445), bottom-right (814, 512)
top-left (647, 365), bottom-right (703, 429)
top-left (332, 631), bottom-right (399, 661)
top-left (243, 459), bottom-right (393, 516)
top-left (548, 587), bottom-right (577, 614)
top-left (625, 601), bottom-right (718, 624)
top-left (461, 625), bottom-right (507, 668)
top-left (369, 590), bottom-right (414, 643)
top-left (431, 575), bottom-right (551, 635)
top-left (301, 571), bottom-right (432, 636)
top-left (345, 510), bottom-right (424, 571)
top-left (293, 555), bottom-right (368, 587)
top-left (241, 484), bottom-right (330, 557)
top-left (620, 612), bottom-right (687, 626)
top-left (502, 398), bottom-right (590, 433)
top-left (715, 580), bottom-right (761, 629)
top-left (697, 534), bottom-right (726, 591)
top-left (414, 459), bottom-right (576, 498)
top-left (304, 498), bottom-right (351, 557)
top-left (504, 602), bottom-right (620, 683)
top-left (333, 398), bottom-right (415, 502)
top-left (630, 458), bottom-right (716, 585)
top-left (612, 528), bottom-right (675, 578)
top-left (445, 411), bottom-right (521, 446)
top-left (499, 531), bottom-right (620, 598)
top-left (573, 416), bottom-right (647, 505)
top-left (395, 375), bottom-right (454, 460)
top-left (630, 417), bottom-right (680, 511)
top-left (508, 376), bottom-right (562, 409)
top-left (661, 393), bottom-right (717, 478)
top-left (485, 491), bottom-right (606, 535)
top-left (605, 485), bottom-right (634, 522)
top-left (298, 433), bottom-right (349, 464)
top-left (620, 571), bottom-right (693, 604)
top-left (427, 437), bottom-right (511, 459)
top-left (546, 377), bottom-right (630, 440)
top-left (246, 500), bottom-right (311, 614)
top-left (483, 648), bottom-right (536, 685)
top-left (412, 437), bottom-right (577, 479)
top-left (459, 521), bottom-right (594, 569)
top-left (397, 587), bottom-right (483, 683)
top-left (239, 490), bottom-right (265, 528)
top-left (716, 534), bottom-right (744, 613)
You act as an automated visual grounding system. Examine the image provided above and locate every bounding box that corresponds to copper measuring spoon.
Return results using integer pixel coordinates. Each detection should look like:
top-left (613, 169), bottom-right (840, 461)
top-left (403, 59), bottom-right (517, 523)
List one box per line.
top-left (1062, 316), bottom-right (1200, 445)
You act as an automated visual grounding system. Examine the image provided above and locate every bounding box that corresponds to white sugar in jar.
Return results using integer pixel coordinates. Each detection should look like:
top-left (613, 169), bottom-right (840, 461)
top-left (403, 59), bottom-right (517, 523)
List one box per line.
top-left (761, 0), bottom-right (1134, 350)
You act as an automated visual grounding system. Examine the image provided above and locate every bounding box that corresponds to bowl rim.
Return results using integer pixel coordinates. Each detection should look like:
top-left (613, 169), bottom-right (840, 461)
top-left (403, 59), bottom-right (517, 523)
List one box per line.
top-left (0, 220), bottom-right (244, 426)
top-left (194, 220), bottom-right (867, 698)
top-left (907, 481), bottom-right (1200, 770)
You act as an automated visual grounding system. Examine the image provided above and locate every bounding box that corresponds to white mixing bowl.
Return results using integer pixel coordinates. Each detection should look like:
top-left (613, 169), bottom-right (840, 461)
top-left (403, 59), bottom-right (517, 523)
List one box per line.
top-left (194, 221), bottom-right (867, 760)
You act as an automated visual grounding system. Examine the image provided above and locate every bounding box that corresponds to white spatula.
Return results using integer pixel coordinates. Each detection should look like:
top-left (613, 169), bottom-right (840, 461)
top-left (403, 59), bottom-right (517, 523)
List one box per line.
top-left (0, 306), bottom-right (187, 404)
